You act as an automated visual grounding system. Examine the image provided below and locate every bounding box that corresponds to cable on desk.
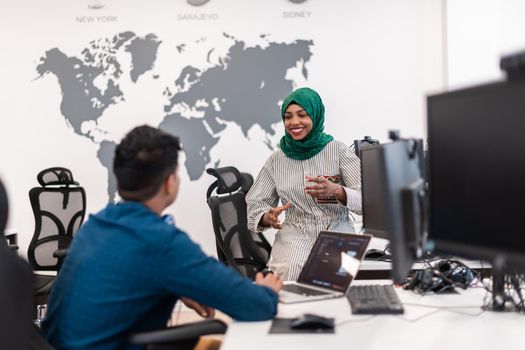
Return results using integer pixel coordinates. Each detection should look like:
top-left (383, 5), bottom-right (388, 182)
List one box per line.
top-left (398, 309), bottom-right (441, 323)
top-left (403, 259), bottom-right (482, 295)
top-left (398, 306), bottom-right (485, 323)
top-left (403, 302), bottom-right (482, 310)
top-left (402, 303), bottom-right (486, 317)
top-left (339, 301), bottom-right (487, 326)
top-left (336, 315), bottom-right (376, 327)
top-left (446, 309), bottom-right (486, 317)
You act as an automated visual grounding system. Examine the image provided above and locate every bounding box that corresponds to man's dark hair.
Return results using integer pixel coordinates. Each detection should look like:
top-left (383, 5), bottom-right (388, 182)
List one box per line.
top-left (114, 125), bottom-right (181, 201)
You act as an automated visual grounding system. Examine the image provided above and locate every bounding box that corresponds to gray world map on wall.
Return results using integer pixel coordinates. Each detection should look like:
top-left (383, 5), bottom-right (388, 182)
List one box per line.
top-left (36, 31), bottom-right (314, 201)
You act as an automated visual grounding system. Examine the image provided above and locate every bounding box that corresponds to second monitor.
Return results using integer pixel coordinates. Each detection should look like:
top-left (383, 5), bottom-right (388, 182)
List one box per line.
top-left (360, 137), bottom-right (426, 283)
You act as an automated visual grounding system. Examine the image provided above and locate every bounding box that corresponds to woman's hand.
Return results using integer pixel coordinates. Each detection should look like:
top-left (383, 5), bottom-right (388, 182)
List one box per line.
top-left (304, 176), bottom-right (347, 202)
top-left (180, 297), bottom-right (215, 319)
top-left (260, 202), bottom-right (292, 229)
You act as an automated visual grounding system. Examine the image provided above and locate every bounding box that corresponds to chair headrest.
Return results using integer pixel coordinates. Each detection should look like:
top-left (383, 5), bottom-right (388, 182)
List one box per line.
top-left (0, 178), bottom-right (8, 234)
top-left (37, 167), bottom-right (79, 187)
top-left (206, 167), bottom-right (246, 194)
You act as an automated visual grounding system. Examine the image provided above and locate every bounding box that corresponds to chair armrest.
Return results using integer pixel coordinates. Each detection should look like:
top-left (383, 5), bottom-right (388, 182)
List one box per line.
top-left (4, 232), bottom-right (18, 251)
top-left (233, 258), bottom-right (262, 266)
top-left (53, 248), bottom-right (69, 258)
top-left (129, 319), bottom-right (227, 345)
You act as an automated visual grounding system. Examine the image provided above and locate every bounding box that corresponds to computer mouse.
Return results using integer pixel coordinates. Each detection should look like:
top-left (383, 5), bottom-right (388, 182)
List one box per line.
top-left (290, 313), bottom-right (334, 330)
top-left (364, 249), bottom-right (386, 260)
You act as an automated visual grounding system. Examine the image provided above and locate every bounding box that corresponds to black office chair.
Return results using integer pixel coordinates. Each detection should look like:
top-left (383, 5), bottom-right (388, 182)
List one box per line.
top-left (353, 135), bottom-right (380, 158)
top-left (1, 177), bottom-right (55, 350)
top-left (206, 166), bottom-right (272, 280)
top-left (28, 167), bottom-right (87, 272)
top-left (26, 167), bottom-right (87, 324)
top-left (129, 319), bottom-right (227, 350)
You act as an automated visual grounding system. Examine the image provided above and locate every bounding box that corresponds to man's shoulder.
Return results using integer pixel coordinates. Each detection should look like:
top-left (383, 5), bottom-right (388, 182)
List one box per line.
top-left (95, 202), bottom-right (160, 225)
top-left (82, 202), bottom-right (178, 243)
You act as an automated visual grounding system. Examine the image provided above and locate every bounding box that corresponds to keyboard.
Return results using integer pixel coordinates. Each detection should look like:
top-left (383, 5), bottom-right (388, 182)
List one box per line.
top-left (347, 284), bottom-right (404, 314)
top-left (282, 284), bottom-right (331, 296)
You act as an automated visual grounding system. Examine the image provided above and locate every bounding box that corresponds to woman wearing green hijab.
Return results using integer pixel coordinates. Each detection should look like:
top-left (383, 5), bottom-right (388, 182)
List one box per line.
top-left (246, 87), bottom-right (362, 281)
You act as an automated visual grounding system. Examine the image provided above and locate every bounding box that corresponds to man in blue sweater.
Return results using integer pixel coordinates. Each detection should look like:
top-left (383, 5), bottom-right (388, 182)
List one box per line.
top-left (43, 125), bottom-right (282, 350)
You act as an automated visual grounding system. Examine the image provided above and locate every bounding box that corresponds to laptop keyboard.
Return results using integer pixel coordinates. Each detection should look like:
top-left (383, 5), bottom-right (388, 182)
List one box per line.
top-left (347, 284), bottom-right (404, 314)
top-left (282, 284), bottom-right (331, 296)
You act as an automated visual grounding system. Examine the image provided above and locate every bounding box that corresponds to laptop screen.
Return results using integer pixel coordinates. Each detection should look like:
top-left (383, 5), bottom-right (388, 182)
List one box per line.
top-left (297, 231), bottom-right (371, 292)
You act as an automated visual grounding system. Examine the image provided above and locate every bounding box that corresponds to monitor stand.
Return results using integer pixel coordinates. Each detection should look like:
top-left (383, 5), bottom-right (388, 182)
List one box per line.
top-left (483, 256), bottom-right (524, 312)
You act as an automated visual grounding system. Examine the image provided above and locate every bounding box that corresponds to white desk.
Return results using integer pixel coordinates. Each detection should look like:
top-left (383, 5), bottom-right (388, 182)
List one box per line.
top-left (222, 282), bottom-right (522, 350)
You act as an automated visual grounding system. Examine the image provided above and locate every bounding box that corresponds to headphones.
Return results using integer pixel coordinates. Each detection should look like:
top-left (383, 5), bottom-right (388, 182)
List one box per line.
top-left (404, 259), bottom-right (476, 294)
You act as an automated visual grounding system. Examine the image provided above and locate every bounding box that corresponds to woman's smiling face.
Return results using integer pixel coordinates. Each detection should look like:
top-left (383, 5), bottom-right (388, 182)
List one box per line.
top-left (284, 103), bottom-right (313, 141)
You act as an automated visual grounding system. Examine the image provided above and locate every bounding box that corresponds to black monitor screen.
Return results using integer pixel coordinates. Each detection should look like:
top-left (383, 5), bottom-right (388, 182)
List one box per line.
top-left (361, 140), bottom-right (424, 283)
top-left (427, 79), bottom-right (525, 267)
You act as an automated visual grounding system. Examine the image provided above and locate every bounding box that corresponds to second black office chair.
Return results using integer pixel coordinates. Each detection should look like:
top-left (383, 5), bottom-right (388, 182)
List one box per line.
top-left (27, 167), bottom-right (87, 323)
top-left (206, 166), bottom-right (272, 280)
top-left (353, 135), bottom-right (380, 158)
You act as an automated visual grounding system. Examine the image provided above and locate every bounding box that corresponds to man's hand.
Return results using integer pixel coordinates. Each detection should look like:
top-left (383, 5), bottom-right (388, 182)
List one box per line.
top-left (180, 297), bottom-right (215, 319)
top-left (255, 271), bottom-right (283, 293)
top-left (304, 176), bottom-right (346, 202)
top-left (260, 202), bottom-right (292, 229)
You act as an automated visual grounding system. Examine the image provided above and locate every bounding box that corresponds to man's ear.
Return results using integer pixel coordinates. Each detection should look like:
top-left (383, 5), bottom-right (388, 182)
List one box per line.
top-left (165, 173), bottom-right (175, 194)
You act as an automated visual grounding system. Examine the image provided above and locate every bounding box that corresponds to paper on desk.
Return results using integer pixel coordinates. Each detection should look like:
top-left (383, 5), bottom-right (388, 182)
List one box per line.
top-left (340, 252), bottom-right (360, 277)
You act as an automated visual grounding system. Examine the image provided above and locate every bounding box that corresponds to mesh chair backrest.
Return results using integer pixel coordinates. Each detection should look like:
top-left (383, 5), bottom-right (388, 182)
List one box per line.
top-left (214, 193), bottom-right (247, 261)
top-left (206, 167), bottom-right (271, 279)
top-left (28, 168), bottom-right (86, 271)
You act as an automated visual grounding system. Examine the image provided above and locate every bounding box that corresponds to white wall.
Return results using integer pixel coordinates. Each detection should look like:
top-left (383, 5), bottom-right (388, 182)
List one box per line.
top-left (446, 0), bottom-right (525, 88)
top-left (0, 0), bottom-right (444, 258)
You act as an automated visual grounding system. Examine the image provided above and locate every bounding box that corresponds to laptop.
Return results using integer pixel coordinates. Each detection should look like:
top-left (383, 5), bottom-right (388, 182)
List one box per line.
top-left (279, 231), bottom-right (371, 304)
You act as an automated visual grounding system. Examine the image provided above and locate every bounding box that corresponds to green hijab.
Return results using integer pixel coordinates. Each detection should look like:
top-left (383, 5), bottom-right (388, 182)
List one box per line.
top-left (279, 87), bottom-right (333, 160)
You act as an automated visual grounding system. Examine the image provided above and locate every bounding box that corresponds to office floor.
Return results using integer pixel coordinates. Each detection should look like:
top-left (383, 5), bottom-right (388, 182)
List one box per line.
top-left (169, 304), bottom-right (232, 350)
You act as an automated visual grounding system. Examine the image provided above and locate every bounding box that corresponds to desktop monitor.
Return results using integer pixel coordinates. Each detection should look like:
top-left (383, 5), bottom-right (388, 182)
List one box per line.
top-left (427, 78), bottom-right (525, 270)
top-left (360, 139), bottom-right (425, 283)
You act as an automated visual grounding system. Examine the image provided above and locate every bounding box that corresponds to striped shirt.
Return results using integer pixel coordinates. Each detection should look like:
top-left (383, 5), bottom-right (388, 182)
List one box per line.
top-left (246, 140), bottom-right (362, 281)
